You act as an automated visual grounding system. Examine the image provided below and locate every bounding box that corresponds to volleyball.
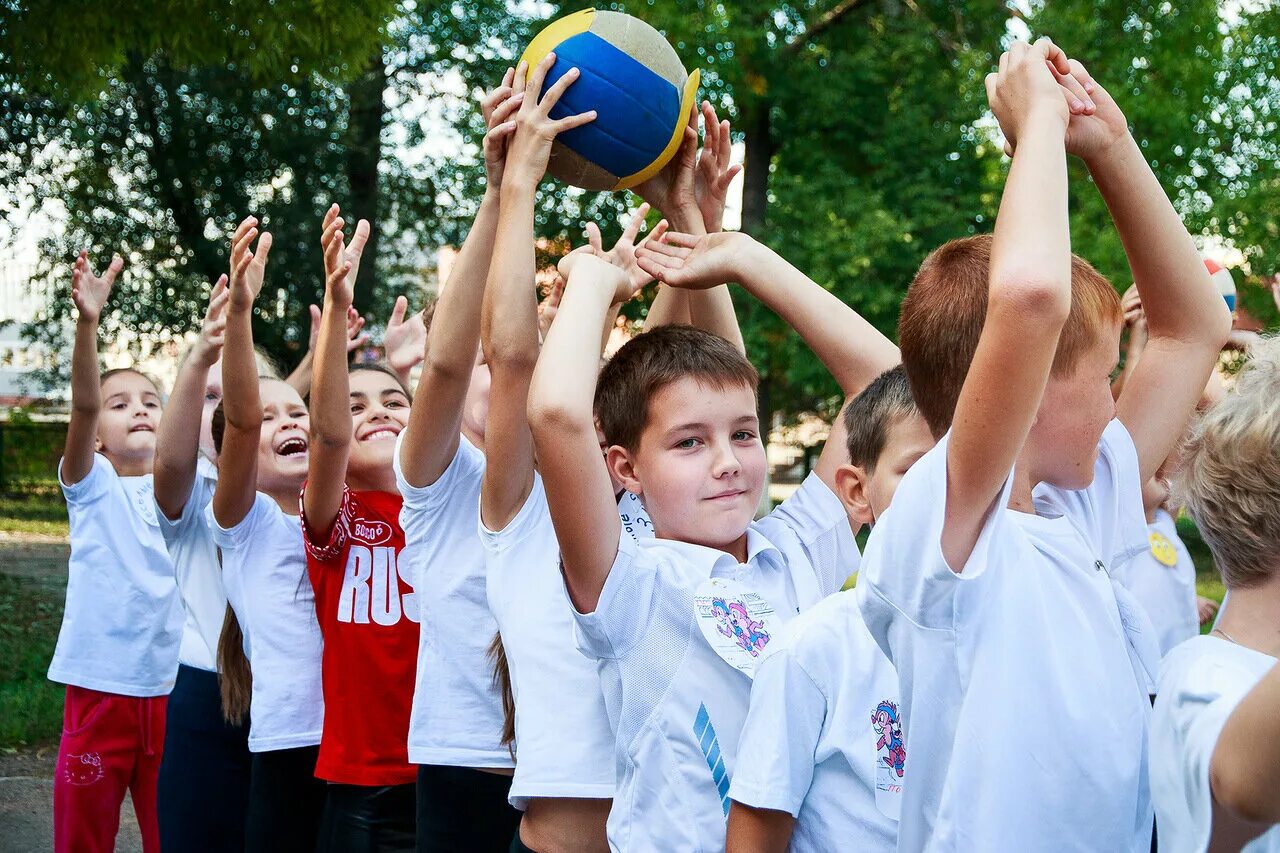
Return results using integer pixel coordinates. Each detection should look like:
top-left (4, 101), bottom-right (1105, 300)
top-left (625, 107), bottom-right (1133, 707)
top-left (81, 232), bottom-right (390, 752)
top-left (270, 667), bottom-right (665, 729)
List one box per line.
top-left (519, 9), bottom-right (700, 191)
top-left (1204, 257), bottom-right (1236, 311)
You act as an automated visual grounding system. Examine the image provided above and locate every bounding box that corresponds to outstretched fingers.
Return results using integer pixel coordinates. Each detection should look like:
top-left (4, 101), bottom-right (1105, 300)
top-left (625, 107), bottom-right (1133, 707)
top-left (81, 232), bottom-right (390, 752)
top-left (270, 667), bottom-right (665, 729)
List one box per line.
top-left (620, 203), bottom-right (651, 245)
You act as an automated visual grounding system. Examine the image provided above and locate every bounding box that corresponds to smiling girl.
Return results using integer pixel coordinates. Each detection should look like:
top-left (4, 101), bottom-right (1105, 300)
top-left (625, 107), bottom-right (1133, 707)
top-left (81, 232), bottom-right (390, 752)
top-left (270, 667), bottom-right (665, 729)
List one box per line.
top-left (299, 205), bottom-right (420, 851)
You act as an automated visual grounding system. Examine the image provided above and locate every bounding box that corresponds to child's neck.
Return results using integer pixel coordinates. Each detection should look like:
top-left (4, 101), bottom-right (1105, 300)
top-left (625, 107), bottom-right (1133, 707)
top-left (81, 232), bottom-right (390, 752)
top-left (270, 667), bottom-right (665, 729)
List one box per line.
top-left (1214, 573), bottom-right (1280, 658)
top-left (104, 451), bottom-right (152, 478)
top-left (265, 483), bottom-right (303, 517)
top-left (655, 527), bottom-right (749, 564)
top-left (1008, 465), bottom-right (1038, 515)
top-left (347, 468), bottom-right (397, 494)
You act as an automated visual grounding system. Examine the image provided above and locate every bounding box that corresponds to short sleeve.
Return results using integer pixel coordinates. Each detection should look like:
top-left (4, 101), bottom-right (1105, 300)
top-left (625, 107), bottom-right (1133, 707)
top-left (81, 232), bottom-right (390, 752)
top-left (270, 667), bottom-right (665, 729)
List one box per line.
top-left (156, 464), bottom-right (215, 544)
top-left (206, 493), bottom-right (271, 553)
top-left (299, 483), bottom-right (354, 563)
top-left (729, 645), bottom-right (826, 816)
top-left (757, 472), bottom-right (860, 595)
top-left (572, 528), bottom-right (660, 661)
top-left (58, 453), bottom-right (112, 505)
top-left (479, 475), bottom-right (548, 555)
top-left (857, 432), bottom-right (1014, 641)
top-left (1035, 419), bottom-right (1148, 572)
top-left (394, 431), bottom-right (485, 515)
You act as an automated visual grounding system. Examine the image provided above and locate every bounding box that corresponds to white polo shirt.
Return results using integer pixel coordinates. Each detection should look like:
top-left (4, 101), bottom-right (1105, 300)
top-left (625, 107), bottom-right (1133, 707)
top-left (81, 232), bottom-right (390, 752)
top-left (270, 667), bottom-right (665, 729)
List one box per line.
top-left (575, 473), bottom-right (857, 852)
top-left (156, 457), bottom-right (228, 673)
top-left (50, 454), bottom-right (183, 696)
top-left (857, 420), bottom-right (1158, 853)
top-left (207, 494), bottom-right (323, 752)
top-left (1151, 635), bottom-right (1280, 853)
top-left (395, 433), bottom-right (513, 769)
top-left (1118, 509), bottom-right (1199, 657)
top-left (730, 589), bottom-right (898, 851)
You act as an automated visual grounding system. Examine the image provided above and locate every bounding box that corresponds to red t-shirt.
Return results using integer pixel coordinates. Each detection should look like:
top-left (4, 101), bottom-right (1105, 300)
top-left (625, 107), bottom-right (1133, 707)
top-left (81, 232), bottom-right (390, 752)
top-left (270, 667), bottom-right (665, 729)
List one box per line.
top-left (301, 486), bottom-right (418, 786)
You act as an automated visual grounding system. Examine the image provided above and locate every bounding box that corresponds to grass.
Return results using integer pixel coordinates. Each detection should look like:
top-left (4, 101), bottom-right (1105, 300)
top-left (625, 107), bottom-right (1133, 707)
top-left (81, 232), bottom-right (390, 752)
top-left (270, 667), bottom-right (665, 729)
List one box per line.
top-left (0, 484), bottom-right (69, 537)
top-left (0, 574), bottom-right (65, 748)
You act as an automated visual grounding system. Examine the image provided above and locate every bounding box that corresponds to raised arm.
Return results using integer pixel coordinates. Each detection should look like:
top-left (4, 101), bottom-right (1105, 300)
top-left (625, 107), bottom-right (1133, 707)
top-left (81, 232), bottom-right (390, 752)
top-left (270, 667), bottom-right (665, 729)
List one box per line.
top-left (1211, 662), bottom-right (1280, 831)
top-left (1062, 59), bottom-right (1232, 480)
top-left (397, 71), bottom-right (521, 489)
top-left (382, 295), bottom-right (426, 386)
top-left (154, 277), bottom-right (228, 518)
top-left (62, 252), bottom-right (122, 485)
top-left (527, 252), bottom-right (636, 613)
top-left (942, 39), bottom-right (1073, 570)
top-left (301, 205), bottom-right (369, 535)
top-left (211, 217), bottom-right (273, 528)
top-left (285, 303), bottom-right (369, 397)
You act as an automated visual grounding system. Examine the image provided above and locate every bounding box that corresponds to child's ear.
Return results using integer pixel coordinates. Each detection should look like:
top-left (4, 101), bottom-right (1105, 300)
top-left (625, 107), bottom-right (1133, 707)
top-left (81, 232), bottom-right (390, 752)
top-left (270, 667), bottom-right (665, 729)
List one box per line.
top-left (834, 463), bottom-right (874, 528)
top-left (606, 445), bottom-right (642, 498)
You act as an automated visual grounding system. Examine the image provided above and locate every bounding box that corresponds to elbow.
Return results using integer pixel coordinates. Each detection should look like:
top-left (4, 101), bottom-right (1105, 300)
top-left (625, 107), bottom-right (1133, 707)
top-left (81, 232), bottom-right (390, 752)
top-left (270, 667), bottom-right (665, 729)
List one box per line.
top-left (1211, 758), bottom-right (1280, 825)
top-left (482, 340), bottom-right (539, 378)
top-left (420, 353), bottom-right (474, 387)
top-left (526, 396), bottom-right (585, 440)
top-left (988, 271), bottom-right (1072, 331)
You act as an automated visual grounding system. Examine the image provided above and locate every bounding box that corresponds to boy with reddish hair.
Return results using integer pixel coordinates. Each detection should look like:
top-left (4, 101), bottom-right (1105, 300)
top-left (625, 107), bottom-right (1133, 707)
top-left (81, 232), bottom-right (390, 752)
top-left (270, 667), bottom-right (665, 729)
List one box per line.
top-left (856, 40), bottom-right (1231, 852)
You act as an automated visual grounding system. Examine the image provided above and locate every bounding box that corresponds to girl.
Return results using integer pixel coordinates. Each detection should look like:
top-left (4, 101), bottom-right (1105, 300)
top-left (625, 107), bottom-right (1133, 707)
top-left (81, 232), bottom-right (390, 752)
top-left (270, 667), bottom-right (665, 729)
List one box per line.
top-left (50, 251), bottom-right (184, 853)
top-left (205, 217), bottom-right (327, 851)
top-left (300, 204), bottom-right (419, 851)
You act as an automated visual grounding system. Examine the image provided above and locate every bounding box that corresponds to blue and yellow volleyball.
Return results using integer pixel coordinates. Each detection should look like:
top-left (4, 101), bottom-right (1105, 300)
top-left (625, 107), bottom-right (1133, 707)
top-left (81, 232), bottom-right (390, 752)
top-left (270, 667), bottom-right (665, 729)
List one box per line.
top-left (519, 9), bottom-right (700, 191)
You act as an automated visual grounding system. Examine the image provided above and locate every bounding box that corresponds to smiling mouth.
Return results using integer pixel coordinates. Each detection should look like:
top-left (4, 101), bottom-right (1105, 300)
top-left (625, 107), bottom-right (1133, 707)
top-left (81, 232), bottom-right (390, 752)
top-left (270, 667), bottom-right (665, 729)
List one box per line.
top-left (276, 437), bottom-right (308, 457)
top-left (360, 427), bottom-right (400, 442)
top-left (129, 425), bottom-right (154, 433)
top-left (706, 490), bottom-right (745, 502)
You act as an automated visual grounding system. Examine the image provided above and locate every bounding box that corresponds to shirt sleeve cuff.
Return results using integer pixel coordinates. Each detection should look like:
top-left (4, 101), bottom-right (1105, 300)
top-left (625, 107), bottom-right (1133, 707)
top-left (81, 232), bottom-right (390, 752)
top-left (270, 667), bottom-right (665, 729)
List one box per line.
top-left (572, 526), bottom-right (639, 660)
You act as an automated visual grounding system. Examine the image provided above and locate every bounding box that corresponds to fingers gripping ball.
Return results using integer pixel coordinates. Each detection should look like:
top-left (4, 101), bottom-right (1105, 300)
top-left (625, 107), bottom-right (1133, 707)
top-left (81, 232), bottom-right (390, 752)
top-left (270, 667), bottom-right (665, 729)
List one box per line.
top-left (1204, 257), bottom-right (1236, 312)
top-left (520, 9), bottom-right (700, 191)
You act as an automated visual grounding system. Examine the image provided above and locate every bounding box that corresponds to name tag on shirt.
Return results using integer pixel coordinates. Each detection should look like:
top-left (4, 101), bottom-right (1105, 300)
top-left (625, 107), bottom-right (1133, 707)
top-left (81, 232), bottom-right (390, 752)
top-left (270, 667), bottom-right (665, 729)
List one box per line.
top-left (693, 577), bottom-right (776, 678)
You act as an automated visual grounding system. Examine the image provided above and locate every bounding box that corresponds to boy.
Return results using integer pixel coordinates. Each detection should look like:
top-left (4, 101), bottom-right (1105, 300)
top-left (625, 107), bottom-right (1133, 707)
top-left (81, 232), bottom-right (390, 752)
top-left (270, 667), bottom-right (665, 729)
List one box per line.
top-left (1151, 337), bottom-right (1280, 852)
top-left (726, 365), bottom-right (934, 852)
top-left (855, 40), bottom-right (1231, 852)
top-left (51, 251), bottom-right (184, 853)
top-left (530, 212), bottom-right (897, 848)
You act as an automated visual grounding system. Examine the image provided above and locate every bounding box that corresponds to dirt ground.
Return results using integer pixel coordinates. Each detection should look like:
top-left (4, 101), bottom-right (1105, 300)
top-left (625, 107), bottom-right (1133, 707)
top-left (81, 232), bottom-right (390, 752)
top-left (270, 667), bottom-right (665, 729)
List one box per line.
top-left (0, 533), bottom-right (143, 852)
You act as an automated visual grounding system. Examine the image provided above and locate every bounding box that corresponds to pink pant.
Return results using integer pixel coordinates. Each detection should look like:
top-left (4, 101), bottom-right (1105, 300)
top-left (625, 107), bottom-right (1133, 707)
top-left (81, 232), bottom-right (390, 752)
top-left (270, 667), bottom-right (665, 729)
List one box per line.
top-left (53, 685), bottom-right (167, 853)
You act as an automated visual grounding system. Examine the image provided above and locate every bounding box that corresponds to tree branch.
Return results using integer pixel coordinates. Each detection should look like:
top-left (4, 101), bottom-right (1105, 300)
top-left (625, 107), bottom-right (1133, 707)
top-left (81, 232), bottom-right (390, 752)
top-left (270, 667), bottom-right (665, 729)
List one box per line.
top-left (785, 0), bottom-right (871, 55)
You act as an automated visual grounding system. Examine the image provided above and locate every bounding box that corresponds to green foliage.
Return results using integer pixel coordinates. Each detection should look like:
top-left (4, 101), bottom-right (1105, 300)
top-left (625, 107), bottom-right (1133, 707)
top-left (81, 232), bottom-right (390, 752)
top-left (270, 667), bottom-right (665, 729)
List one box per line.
top-left (0, 575), bottom-right (64, 747)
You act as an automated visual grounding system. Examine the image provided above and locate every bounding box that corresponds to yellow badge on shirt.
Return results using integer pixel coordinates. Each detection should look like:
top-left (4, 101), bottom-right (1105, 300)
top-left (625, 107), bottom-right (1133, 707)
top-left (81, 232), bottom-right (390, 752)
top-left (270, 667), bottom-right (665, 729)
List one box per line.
top-left (1149, 531), bottom-right (1178, 567)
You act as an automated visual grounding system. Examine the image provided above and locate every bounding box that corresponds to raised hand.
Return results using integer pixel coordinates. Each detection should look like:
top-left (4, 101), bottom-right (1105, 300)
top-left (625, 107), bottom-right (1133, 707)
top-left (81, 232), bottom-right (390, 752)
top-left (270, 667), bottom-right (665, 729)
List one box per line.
top-left (634, 107), bottom-right (699, 230)
top-left (557, 248), bottom-right (636, 307)
top-left (70, 250), bottom-right (123, 322)
top-left (191, 275), bottom-right (230, 369)
top-left (694, 101), bottom-right (742, 234)
top-left (537, 274), bottom-right (565, 342)
top-left (228, 216), bottom-right (273, 312)
top-left (985, 38), bottom-right (1073, 152)
top-left (480, 67), bottom-right (525, 188)
top-left (1056, 58), bottom-right (1130, 164)
top-left (505, 53), bottom-right (597, 189)
top-left (383, 295), bottom-right (426, 377)
top-left (308, 304), bottom-right (369, 354)
top-left (580, 203), bottom-right (668, 301)
top-left (1121, 284), bottom-right (1146, 330)
top-left (635, 230), bottom-right (746, 291)
top-left (320, 203), bottom-right (370, 307)
top-left (1197, 595), bottom-right (1220, 627)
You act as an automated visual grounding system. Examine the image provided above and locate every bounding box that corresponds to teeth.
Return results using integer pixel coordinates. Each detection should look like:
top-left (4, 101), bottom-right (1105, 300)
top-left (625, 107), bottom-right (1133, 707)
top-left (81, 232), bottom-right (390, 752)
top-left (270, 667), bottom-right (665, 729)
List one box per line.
top-left (277, 438), bottom-right (308, 456)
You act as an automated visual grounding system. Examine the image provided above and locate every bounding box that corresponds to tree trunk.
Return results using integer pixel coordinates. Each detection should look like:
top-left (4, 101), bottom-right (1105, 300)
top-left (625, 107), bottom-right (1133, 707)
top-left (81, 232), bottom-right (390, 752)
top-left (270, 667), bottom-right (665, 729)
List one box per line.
top-left (739, 96), bottom-right (773, 237)
top-left (343, 52), bottom-right (387, 316)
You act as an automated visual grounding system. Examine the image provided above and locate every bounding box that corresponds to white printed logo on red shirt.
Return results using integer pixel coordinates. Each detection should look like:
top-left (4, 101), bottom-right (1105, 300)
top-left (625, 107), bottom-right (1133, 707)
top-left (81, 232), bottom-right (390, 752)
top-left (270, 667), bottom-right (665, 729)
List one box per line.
top-left (350, 517), bottom-right (393, 546)
top-left (337, 546), bottom-right (418, 626)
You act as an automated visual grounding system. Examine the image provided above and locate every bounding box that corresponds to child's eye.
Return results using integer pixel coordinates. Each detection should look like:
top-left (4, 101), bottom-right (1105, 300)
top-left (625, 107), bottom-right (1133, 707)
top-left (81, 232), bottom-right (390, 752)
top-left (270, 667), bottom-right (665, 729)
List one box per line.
top-left (732, 430), bottom-right (755, 442)
top-left (387, 399), bottom-right (407, 409)
top-left (350, 404), bottom-right (364, 414)
top-left (675, 437), bottom-right (700, 450)
top-left (205, 393), bottom-right (220, 403)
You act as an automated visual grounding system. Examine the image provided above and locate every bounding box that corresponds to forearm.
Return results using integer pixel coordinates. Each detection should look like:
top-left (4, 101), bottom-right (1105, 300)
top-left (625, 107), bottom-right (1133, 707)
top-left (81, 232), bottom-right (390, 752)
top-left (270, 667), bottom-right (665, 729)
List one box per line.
top-left (1088, 136), bottom-right (1230, 344)
top-left (425, 188), bottom-right (502, 378)
top-left (222, 306), bottom-right (262, 434)
top-left (63, 317), bottom-right (102, 483)
top-left (734, 239), bottom-right (897, 394)
top-left (725, 803), bottom-right (795, 853)
top-left (153, 352), bottom-right (212, 517)
top-left (687, 286), bottom-right (744, 353)
top-left (529, 275), bottom-right (616, 435)
top-left (483, 183), bottom-right (539, 370)
top-left (310, 296), bottom-right (355, 448)
top-left (285, 349), bottom-right (313, 398)
top-left (643, 285), bottom-right (691, 329)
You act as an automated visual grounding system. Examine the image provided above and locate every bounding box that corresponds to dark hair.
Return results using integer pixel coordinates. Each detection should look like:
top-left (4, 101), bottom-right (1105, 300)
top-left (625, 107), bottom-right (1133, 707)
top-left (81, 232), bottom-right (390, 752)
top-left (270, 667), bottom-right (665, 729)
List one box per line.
top-left (217, 605), bottom-right (251, 725)
top-left (211, 401), bottom-right (226, 455)
top-left (487, 632), bottom-right (516, 757)
top-left (843, 365), bottom-right (918, 473)
top-left (349, 362), bottom-right (413, 402)
top-left (594, 325), bottom-right (757, 452)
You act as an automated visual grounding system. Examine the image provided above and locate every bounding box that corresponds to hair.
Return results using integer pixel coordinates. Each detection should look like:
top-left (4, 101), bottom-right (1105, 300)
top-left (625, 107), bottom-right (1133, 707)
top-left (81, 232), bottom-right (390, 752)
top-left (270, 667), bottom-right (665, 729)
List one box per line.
top-left (349, 361), bottom-right (413, 403)
top-left (594, 325), bottom-right (758, 451)
top-left (100, 366), bottom-right (163, 395)
top-left (1176, 336), bottom-right (1280, 589)
top-left (843, 365), bottom-right (919, 473)
top-left (487, 632), bottom-right (516, 757)
top-left (898, 234), bottom-right (1123, 438)
top-left (217, 604), bottom-right (252, 725)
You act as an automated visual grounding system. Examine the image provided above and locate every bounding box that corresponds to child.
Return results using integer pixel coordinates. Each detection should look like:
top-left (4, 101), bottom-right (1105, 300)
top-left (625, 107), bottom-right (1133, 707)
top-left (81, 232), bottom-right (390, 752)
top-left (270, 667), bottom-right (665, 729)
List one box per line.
top-left (528, 195), bottom-right (896, 849)
top-left (854, 41), bottom-right (1231, 852)
top-left (1150, 337), bottom-right (1280, 852)
top-left (726, 365), bottom-right (934, 852)
top-left (204, 217), bottom-right (327, 851)
top-left (480, 54), bottom-right (741, 852)
top-left (300, 204), bottom-right (418, 851)
top-left (391, 73), bottom-right (524, 851)
top-left (50, 251), bottom-right (184, 853)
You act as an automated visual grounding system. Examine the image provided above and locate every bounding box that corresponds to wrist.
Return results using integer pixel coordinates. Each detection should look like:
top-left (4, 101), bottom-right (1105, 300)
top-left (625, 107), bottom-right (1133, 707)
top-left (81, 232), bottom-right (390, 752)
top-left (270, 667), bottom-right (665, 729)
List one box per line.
top-left (501, 169), bottom-right (541, 197)
top-left (1083, 131), bottom-right (1140, 178)
top-left (77, 313), bottom-right (100, 328)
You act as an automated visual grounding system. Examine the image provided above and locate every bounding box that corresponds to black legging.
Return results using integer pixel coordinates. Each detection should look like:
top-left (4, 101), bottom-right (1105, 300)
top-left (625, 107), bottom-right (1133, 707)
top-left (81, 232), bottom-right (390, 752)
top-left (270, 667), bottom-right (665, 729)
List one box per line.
top-left (245, 745), bottom-right (326, 852)
top-left (415, 765), bottom-right (521, 853)
top-left (317, 781), bottom-right (417, 853)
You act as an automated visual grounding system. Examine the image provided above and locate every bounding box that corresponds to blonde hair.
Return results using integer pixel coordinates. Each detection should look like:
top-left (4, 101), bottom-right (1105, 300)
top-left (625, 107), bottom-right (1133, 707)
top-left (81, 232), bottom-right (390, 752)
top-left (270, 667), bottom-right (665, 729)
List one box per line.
top-left (1177, 336), bottom-right (1280, 589)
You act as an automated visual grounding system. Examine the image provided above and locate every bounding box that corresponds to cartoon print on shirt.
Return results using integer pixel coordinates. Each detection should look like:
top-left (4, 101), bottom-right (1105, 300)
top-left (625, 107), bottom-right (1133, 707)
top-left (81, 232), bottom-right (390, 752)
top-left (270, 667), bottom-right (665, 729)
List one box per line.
top-left (63, 752), bottom-right (105, 786)
top-left (711, 596), bottom-right (770, 657)
top-left (872, 700), bottom-right (906, 778)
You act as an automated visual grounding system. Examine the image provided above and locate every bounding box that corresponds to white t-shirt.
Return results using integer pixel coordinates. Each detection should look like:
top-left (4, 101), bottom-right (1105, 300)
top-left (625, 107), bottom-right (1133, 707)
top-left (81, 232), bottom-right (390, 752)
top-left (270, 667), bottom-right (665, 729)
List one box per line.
top-left (857, 420), bottom-right (1159, 853)
top-left (1119, 509), bottom-right (1199, 657)
top-left (482, 475), bottom-right (654, 810)
top-left (575, 473), bottom-right (858, 852)
top-left (394, 433), bottom-right (512, 768)
top-left (207, 494), bottom-right (323, 752)
top-left (1151, 635), bottom-right (1280, 853)
top-left (49, 454), bottom-right (183, 696)
top-left (156, 457), bottom-right (228, 672)
top-left (730, 588), bottom-right (898, 851)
